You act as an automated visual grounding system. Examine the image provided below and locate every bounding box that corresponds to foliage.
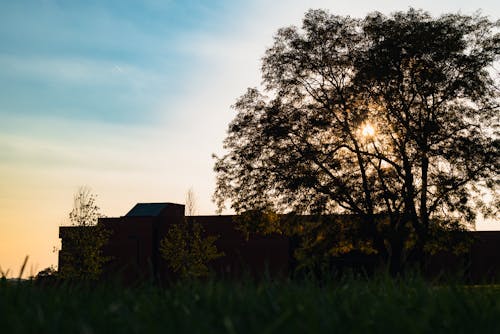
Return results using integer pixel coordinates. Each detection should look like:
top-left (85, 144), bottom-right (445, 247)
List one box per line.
top-left (35, 266), bottom-right (57, 280)
top-left (423, 220), bottom-right (474, 256)
top-left (292, 215), bottom-right (379, 274)
top-left (160, 219), bottom-right (224, 279)
top-left (214, 9), bottom-right (499, 273)
top-left (59, 187), bottom-right (110, 280)
top-left (234, 208), bottom-right (283, 239)
top-left (160, 189), bottom-right (224, 279)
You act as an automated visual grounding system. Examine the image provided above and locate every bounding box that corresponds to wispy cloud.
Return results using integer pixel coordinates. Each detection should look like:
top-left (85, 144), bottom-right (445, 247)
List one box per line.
top-left (0, 54), bottom-right (177, 124)
top-left (0, 54), bottom-right (165, 87)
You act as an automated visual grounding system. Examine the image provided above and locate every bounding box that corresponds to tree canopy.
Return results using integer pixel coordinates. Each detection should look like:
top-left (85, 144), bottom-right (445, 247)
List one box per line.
top-left (214, 9), bottom-right (499, 272)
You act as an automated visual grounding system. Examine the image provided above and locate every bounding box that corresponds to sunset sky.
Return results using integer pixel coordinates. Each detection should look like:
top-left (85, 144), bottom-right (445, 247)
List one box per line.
top-left (1, 0), bottom-right (499, 277)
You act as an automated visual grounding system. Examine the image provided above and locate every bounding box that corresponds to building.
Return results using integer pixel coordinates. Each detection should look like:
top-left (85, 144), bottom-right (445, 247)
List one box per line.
top-left (59, 202), bottom-right (290, 282)
top-left (59, 202), bottom-right (500, 282)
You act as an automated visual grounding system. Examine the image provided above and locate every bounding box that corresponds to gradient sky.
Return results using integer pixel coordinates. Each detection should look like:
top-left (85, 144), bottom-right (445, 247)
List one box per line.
top-left (1, 0), bottom-right (499, 277)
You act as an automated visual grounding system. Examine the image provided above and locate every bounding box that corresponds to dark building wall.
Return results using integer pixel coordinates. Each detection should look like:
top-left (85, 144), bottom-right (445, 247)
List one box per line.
top-left (58, 226), bottom-right (98, 272)
top-left (97, 204), bottom-right (185, 281)
top-left (189, 216), bottom-right (290, 277)
top-left (423, 232), bottom-right (500, 283)
top-left (469, 232), bottom-right (500, 282)
top-left (100, 217), bottom-right (155, 279)
top-left (59, 204), bottom-right (500, 282)
top-left (59, 205), bottom-right (290, 282)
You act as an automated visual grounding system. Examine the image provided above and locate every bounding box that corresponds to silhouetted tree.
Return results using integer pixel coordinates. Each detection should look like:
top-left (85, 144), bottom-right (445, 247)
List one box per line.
top-left (34, 266), bottom-right (58, 285)
top-left (185, 187), bottom-right (197, 216)
top-left (214, 9), bottom-right (499, 274)
top-left (59, 187), bottom-right (110, 280)
top-left (36, 266), bottom-right (57, 278)
top-left (160, 189), bottom-right (224, 279)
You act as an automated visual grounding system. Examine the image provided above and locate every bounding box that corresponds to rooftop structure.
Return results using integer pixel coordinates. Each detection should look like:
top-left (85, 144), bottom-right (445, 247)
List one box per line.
top-left (126, 203), bottom-right (178, 217)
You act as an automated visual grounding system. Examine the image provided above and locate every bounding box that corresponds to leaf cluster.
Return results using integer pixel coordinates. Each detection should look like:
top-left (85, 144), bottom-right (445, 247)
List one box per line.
top-left (160, 220), bottom-right (224, 279)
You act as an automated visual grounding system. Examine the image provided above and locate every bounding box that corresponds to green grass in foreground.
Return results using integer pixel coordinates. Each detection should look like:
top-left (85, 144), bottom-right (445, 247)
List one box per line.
top-left (2, 276), bottom-right (500, 333)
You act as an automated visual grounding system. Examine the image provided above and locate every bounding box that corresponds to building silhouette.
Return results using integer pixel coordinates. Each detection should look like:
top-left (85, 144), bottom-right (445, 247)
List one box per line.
top-left (59, 202), bottom-right (289, 281)
top-left (59, 202), bottom-right (500, 282)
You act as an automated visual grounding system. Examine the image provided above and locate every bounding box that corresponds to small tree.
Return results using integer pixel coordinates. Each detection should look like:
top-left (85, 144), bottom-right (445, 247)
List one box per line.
top-left (35, 266), bottom-right (58, 283)
top-left (160, 189), bottom-right (224, 279)
top-left (59, 187), bottom-right (110, 280)
top-left (185, 188), bottom-right (197, 216)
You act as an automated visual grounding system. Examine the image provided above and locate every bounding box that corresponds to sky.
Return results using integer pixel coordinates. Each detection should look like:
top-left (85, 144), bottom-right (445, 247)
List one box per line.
top-left (0, 0), bottom-right (499, 277)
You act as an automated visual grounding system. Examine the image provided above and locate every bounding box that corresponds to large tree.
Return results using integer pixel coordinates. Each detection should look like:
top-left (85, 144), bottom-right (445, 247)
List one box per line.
top-left (214, 9), bottom-right (499, 273)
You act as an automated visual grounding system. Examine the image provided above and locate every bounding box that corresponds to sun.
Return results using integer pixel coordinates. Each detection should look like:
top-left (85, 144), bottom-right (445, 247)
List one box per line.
top-left (361, 122), bottom-right (376, 138)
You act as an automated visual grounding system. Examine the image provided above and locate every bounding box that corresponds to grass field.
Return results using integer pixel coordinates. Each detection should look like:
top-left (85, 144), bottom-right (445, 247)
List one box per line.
top-left (2, 275), bottom-right (500, 333)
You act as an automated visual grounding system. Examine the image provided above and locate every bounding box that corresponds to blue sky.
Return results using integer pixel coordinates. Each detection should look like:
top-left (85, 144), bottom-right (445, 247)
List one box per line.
top-left (0, 0), bottom-right (498, 276)
top-left (0, 0), bottom-right (238, 124)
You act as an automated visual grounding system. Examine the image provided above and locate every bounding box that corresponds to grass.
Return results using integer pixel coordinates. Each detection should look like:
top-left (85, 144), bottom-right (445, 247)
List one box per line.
top-left (2, 274), bottom-right (500, 333)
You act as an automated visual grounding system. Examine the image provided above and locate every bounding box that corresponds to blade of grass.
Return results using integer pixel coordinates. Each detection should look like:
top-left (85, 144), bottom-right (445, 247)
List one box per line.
top-left (18, 255), bottom-right (29, 280)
